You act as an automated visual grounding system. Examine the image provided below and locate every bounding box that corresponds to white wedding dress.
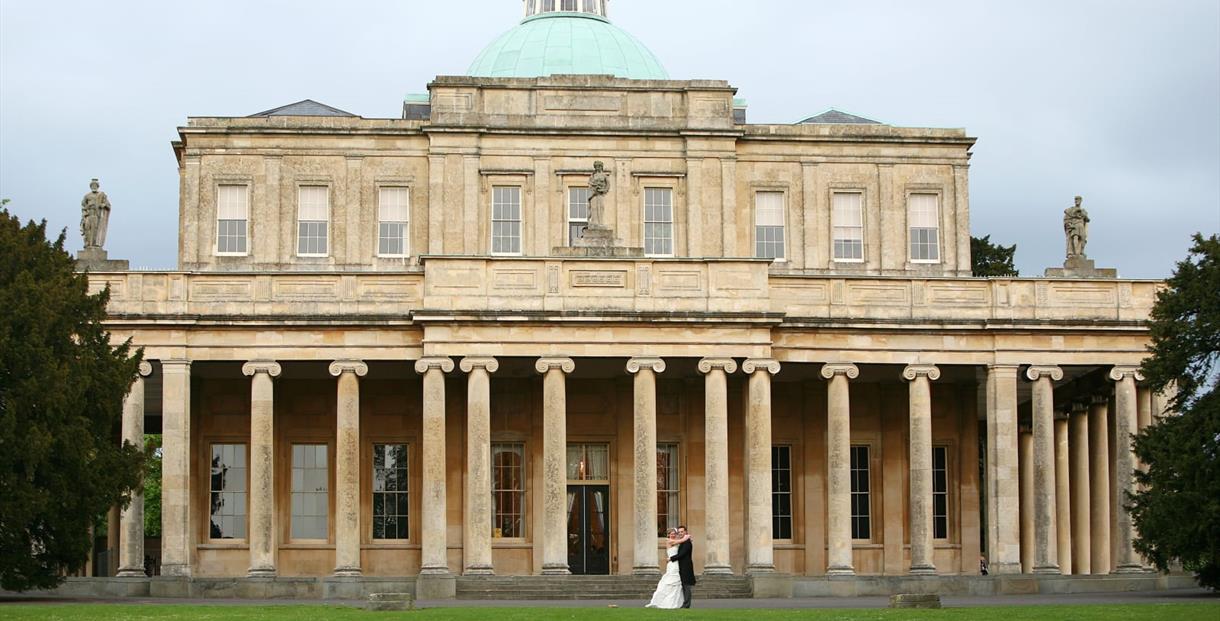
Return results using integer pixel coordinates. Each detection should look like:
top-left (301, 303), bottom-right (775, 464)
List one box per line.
top-left (645, 545), bottom-right (685, 609)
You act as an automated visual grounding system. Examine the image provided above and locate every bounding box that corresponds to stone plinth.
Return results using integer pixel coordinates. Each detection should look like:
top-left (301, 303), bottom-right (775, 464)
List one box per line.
top-left (889, 593), bottom-right (942, 609)
top-left (75, 248), bottom-right (129, 271)
top-left (366, 592), bottom-right (414, 611)
top-left (1045, 256), bottom-right (1117, 279)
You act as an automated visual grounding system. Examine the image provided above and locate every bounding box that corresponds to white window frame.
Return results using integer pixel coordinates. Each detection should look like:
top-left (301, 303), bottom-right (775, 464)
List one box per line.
top-left (296, 185), bottom-right (330, 258)
top-left (908, 192), bottom-right (942, 264)
top-left (850, 444), bottom-right (872, 541)
top-left (561, 0), bottom-right (578, 11)
top-left (754, 190), bottom-right (787, 262)
top-left (567, 187), bottom-right (590, 246)
top-left (657, 443), bottom-right (680, 538)
top-left (491, 442), bottom-right (527, 539)
top-left (371, 443), bottom-right (410, 541)
top-left (491, 186), bottom-right (523, 256)
top-left (290, 443), bottom-right (330, 542)
top-left (376, 186), bottom-right (411, 258)
top-left (208, 443), bottom-right (248, 542)
top-left (832, 191), bottom-right (865, 263)
top-left (643, 186), bottom-right (675, 258)
top-left (932, 444), bottom-right (951, 540)
top-left (214, 184), bottom-right (250, 257)
top-left (772, 445), bottom-right (794, 541)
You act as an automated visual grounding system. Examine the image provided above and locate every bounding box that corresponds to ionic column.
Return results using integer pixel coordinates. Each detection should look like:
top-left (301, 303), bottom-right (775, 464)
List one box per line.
top-left (415, 357), bottom-right (455, 575)
top-left (460, 357), bottom-right (499, 576)
top-left (117, 361), bottom-right (153, 577)
top-left (744, 359), bottom-right (780, 574)
top-left (242, 361), bottom-right (282, 578)
top-left (1069, 403), bottom-right (1091, 575)
top-left (1025, 365), bottom-right (1063, 574)
top-left (984, 364), bottom-right (1022, 574)
top-left (699, 357), bottom-right (737, 575)
top-left (1054, 411), bottom-right (1072, 575)
top-left (903, 364), bottom-right (940, 575)
top-left (1110, 366), bottom-right (1145, 573)
top-left (330, 360), bottom-right (368, 577)
top-left (160, 360), bottom-right (192, 577)
top-left (1019, 426), bottom-right (1034, 573)
top-left (627, 357), bottom-right (666, 575)
top-left (821, 363), bottom-right (859, 576)
top-left (536, 357), bottom-right (575, 575)
top-left (1088, 395), bottom-right (1111, 574)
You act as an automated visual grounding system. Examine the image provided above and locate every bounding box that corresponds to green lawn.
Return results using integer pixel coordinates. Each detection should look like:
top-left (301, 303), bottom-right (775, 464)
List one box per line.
top-left (0, 604), bottom-right (1217, 621)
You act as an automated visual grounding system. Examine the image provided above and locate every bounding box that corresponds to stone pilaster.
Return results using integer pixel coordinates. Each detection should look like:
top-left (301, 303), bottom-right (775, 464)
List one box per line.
top-left (117, 361), bottom-right (153, 577)
top-left (536, 357), bottom-right (575, 575)
top-left (627, 357), bottom-right (665, 575)
top-left (1088, 395), bottom-right (1112, 574)
top-left (1025, 365), bottom-right (1063, 574)
top-left (1110, 366), bottom-right (1144, 574)
top-left (415, 357), bottom-right (455, 576)
top-left (820, 363), bottom-right (859, 576)
top-left (1018, 426), bottom-right (1034, 573)
top-left (1054, 411), bottom-right (1072, 575)
top-left (902, 364), bottom-right (940, 575)
top-left (984, 364), bottom-right (1022, 574)
top-left (460, 357), bottom-right (499, 576)
top-left (242, 361), bottom-right (282, 578)
top-left (330, 360), bottom-right (368, 577)
top-left (1069, 403), bottom-right (1091, 575)
top-left (699, 357), bottom-right (737, 575)
top-left (743, 359), bottom-right (780, 574)
top-left (160, 360), bottom-right (192, 577)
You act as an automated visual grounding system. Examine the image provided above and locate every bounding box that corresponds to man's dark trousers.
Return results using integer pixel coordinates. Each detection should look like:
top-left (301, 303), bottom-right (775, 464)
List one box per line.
top-left (681, 584), bottom-right (692, 608)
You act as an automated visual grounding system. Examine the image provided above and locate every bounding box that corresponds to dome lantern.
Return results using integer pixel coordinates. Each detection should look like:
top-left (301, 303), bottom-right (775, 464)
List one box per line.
top-left (468, 0), bottom-right (667, 80)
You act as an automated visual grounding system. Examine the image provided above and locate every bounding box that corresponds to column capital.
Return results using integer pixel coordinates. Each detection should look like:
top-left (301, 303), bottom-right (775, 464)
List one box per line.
top-left (460, 357), bottom-right (499, 374)
top-left (137, 361), bottom-right (153, 377)
top-left (1071, 402), bottom-right (1089, 416)
top-left (1091, 394), bottom-right (1110, 406)
top-left (415, 357), bottom-right (455, 374)
top-left (626, 357), bottom-right (666, 374)
top-left (820, 363), bottom-right (859, 380)
top-left (902, 364), bottom-right (941, 382)
top-left (1025, 365), bottom-right (1063, 382)
top-left (535, 357), bottom-right (575, 374)
top-left (1108, 366), bottom-right (1145, 382)
top-left (328, 360), bottom-right (369, 377)
top-left (698, 357), bottom-right (738, 374)
top-left (742, 359), bottom-right (781, 375)
top-left (242, 361), bottom-right (282, 378)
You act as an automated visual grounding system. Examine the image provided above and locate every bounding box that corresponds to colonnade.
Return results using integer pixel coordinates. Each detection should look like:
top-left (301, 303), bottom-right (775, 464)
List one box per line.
top-left (110, 359), bottom-right (1163, 579)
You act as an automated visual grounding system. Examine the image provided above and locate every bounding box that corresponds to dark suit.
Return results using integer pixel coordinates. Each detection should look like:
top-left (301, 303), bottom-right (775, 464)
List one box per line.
top-left (669, 538), bottom-right (695, 608)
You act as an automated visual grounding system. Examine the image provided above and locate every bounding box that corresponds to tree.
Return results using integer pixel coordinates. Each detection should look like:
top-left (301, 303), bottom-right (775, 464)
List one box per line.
top-left (1131, 233), bottom-right (1220, 590)
top-left (0, 206), bottom-right (146, 591)
top-left (144, 435), bottom-right (162, 538)
top-left (971, 235), bottom-right (1019, 277)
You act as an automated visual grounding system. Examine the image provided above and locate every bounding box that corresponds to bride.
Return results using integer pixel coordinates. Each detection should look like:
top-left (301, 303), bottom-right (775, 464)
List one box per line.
top-left (645, 528), bottom-right (689, 609)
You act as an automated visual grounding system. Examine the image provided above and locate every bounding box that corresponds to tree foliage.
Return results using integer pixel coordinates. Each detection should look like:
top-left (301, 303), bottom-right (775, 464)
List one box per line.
top-left (0, 207), bottom-right (146, 591)
top-left (1132, 233), bottom-right (1220, 590)
top-left (971, 235), bottom-right (1019, 277)
top-left (144, 435), bottom-right (162, 538)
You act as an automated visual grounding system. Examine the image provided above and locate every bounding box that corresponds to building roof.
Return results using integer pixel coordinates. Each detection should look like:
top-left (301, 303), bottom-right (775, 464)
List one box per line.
top-left (798, 109), bottom-right (884, 125)
top-left (467, 12), bottom-right (668, 80)
top-left (249, 99), bottom-right (357, 118)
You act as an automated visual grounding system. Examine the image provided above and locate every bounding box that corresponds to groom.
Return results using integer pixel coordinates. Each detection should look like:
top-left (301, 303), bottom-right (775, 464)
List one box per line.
top-left (670, 526), bottom-right (696, 608)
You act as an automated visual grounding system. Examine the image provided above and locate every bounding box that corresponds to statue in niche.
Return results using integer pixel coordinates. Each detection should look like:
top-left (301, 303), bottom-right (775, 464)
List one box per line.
top-left (1063, 195), bottom-right (1090, 258)
top-left (80, 178), bottom-right (112, 250)
top-left (587, 161), bottom-right (611, 230)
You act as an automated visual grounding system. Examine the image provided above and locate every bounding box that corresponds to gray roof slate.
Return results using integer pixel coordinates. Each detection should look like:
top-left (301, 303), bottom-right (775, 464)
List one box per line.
top-left (249, 99), bottom-right (357, 118)
top-left (798, 109), bottom-right (883, 125)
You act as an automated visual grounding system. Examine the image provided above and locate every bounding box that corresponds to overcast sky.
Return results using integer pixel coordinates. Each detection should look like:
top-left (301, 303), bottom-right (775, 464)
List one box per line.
top-left (1, 0), bottom-right (1217, 277)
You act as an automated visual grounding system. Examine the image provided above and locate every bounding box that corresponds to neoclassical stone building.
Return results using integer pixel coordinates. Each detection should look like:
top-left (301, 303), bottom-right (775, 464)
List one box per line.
top-left (91, 0), bottom-right (1171, 598)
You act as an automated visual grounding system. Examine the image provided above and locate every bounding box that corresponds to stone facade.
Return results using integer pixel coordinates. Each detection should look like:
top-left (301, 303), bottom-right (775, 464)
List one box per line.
top-left (94, 73), bottom-right (1167, 592)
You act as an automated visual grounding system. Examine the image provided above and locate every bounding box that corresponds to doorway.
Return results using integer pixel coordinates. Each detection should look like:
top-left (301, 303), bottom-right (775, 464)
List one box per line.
top-left (567, 443), bottom-right (610, 575)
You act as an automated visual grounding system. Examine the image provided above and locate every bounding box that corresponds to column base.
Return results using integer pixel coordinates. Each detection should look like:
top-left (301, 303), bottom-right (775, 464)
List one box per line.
top-left (415, 573), bottom-right (457, 600)
top-left (702, 564), bottom-right (734, 576)
top-left (632, 567), bottom-right (661, 576)
top-left (1033, 565), bottom-right (1062, 575)
top-left (1113, 564), bottom-right (1145, 574)
top-left (247, 568), bottom-right (277, 579)
top-left (541, 564), bottom-right (571, 576)
top-left (116, 568), bottom-right (146, 578)
top-left (463, 565), bottom-right (495, 576)
top-left (909, 564), bottom-right (937, 576)
top-left (419, 566), bottom-right (451, 576)
top-left (746, 564), bottom-right (776, 575)
top-left (826, 566), bottom-right (855, 577)
top-left (333, 567), bottom-right (363, 578)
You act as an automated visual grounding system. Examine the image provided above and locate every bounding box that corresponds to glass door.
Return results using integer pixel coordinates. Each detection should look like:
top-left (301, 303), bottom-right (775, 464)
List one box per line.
top-left (567, 444), bottom-right (610, 575)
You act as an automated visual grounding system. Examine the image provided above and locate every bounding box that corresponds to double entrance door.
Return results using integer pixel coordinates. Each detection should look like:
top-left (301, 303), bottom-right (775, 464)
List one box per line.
top-left (567, 443), bottom-right (610, 575)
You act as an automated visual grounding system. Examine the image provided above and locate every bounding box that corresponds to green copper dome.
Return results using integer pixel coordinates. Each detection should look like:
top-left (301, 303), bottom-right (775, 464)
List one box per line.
top-left (468, 12), bottom-right (669, 80)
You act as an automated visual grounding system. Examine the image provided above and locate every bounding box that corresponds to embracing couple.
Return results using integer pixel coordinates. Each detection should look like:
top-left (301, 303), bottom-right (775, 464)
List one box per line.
top-left (645, 526), bottom-right (695, 609)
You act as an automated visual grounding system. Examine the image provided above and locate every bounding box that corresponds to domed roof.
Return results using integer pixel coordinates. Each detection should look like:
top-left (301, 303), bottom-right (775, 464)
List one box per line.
top-left (468, 7), bottom-right (668, 80)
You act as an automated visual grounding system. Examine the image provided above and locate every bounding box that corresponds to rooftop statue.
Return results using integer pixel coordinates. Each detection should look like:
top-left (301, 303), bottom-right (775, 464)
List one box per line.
top-left (1063, 195), bottom-right (1089, 259)
top-left (81, 178), bottom-right (111, 250)
top-left (587, 161), bottom-right (611, 230)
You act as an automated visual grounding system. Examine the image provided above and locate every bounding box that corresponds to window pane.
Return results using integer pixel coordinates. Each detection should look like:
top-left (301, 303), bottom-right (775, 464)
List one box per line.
top-left (850, 445), bottom-right (871, 540)
top-left (909, 194), bottom-right (940, 261)
top-left (217, 185), bottom-right (248, 219)
top-left (292, 444), bottom-right (329, 540)
top-left (372, 444), bottom-right (409, 540)
top-left (932, 446), bottom-right (949, 539)
top-left (299, 186), bottom-right (328, 221)
top-left (644, 188), bottom-right (673, 256)
top-left (832, 192), bottom-right (864, 261)
top-left (492, 443), bottom-right (525, 538)
top-left (657, 444), bottom-right (680, 536)
top-left (492, 187), bottom-right (522, 254)
top-left (771, 445), bottom-right (793, 540)
top-left (209, 444), bottom-right (247, 539)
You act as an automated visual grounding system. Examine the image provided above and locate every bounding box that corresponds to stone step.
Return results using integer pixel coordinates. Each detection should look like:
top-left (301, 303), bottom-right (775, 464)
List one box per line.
top-left (454, 576), bottom-right (753, 600)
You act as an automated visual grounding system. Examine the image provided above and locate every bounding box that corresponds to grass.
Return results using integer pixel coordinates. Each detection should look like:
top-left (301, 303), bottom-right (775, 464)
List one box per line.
top-left (0, 604), bottom-right (1217, 621)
